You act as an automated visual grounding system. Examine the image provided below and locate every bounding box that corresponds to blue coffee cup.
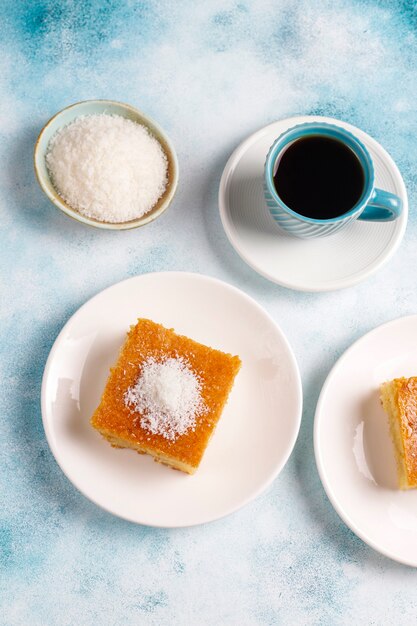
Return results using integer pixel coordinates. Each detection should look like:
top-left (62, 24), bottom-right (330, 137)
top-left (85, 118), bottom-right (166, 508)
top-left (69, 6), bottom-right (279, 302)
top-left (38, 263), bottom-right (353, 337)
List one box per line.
top-left (264, 122), bottom-right (402, 239)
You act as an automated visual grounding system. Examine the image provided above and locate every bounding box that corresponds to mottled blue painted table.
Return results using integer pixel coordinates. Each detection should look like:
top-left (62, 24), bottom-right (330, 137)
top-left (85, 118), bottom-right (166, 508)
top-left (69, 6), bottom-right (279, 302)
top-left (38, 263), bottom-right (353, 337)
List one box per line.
top-left (2, 1), bottom-right (417, 624)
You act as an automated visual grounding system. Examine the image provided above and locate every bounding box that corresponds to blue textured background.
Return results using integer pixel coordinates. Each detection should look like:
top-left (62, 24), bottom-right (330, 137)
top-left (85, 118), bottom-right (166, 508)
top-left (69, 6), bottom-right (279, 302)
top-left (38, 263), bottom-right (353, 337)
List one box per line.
top-left (2, 1), bottom-right (417, 624)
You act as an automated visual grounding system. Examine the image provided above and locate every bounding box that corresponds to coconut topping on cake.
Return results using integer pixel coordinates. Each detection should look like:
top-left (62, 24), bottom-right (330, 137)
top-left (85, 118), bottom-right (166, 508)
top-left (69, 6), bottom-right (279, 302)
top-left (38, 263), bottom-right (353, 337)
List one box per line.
top-left (124, 355), bottom-right (207, 441)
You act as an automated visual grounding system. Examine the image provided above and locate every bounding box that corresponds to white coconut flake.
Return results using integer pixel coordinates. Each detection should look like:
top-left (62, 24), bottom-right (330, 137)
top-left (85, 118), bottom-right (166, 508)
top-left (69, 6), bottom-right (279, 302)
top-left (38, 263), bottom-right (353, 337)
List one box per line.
top-left (124, 356), bottom-right (206, 441)
top-left (45, 113), bottom-right (168, 223)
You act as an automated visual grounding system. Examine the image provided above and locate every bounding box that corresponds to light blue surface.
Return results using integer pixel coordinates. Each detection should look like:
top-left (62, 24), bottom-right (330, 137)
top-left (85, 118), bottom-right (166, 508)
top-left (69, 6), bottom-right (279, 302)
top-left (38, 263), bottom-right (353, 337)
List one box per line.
top-left (1, 1), bottom-right (417, 624)
top-left (264, 121), bottom-right (403, 238)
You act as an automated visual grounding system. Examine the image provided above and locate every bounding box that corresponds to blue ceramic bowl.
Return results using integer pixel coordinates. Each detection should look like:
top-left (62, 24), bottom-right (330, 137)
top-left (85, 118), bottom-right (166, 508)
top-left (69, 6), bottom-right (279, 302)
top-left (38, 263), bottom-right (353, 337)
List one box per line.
top-left (34, 100), bottom-right (179, 230)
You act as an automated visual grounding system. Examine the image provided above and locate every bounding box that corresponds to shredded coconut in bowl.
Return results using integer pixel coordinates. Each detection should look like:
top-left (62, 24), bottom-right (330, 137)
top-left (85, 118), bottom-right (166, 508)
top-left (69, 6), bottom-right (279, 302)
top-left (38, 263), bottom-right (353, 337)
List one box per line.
top-left (46, 113), bottom-right (168, 223)
top-left (124, 356), bottom-right (207, 441)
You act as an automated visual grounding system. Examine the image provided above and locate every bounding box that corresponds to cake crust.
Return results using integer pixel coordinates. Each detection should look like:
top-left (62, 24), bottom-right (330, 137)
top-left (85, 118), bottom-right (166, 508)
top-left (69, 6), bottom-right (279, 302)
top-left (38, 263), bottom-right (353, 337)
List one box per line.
top-left (91, 319), bottom-right (241, 474)
top-left (380, 377), bottom-right (417, 489)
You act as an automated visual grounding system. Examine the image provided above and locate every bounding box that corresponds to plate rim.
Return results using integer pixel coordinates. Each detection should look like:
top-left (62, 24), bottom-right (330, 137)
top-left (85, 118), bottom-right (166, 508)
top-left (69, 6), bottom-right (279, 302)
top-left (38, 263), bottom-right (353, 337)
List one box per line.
top-left (41, 270), bottom-right (303, 527)
top-left (314, 314), bottom-right (417, 567)
top-left (218, 115), bottom-right (408, 292)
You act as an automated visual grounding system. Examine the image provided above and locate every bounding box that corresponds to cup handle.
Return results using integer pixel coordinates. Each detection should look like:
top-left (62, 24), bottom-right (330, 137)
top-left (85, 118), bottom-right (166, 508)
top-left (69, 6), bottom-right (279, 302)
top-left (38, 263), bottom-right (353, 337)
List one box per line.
top-left (358, 188), bottom-right (403, 222)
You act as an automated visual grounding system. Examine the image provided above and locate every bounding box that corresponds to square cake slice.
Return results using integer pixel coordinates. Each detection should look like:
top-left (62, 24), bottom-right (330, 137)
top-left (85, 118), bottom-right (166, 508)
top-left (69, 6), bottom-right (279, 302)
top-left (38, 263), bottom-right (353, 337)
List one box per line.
top-left (380, 377), bottom-right (417, 489)
top-left (91, 319), bottom-right (241, 474)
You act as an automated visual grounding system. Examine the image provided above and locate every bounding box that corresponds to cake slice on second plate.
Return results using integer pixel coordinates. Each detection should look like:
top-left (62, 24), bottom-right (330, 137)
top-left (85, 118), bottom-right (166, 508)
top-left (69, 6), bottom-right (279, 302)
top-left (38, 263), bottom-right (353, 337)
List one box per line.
top-left (380, 377), bottom-right (417, 489)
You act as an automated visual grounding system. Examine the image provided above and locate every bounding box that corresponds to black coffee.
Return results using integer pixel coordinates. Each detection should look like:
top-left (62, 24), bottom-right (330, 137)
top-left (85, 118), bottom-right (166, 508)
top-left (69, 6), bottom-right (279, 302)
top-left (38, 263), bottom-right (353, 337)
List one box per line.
top-left (273, 135), bottom-right (365, 220)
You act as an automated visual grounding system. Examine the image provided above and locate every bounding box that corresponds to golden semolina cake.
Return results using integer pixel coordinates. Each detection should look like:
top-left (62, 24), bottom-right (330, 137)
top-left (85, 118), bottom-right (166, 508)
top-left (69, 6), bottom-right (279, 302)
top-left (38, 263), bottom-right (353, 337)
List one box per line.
top-left (380, 377), bottom-right (417, 489)
top-left (91, 319), bottom-right (241, 474)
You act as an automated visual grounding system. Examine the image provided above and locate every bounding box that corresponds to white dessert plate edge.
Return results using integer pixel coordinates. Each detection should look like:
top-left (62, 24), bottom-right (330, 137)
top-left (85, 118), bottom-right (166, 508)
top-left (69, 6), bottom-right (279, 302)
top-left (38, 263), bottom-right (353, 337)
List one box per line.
top-left (41, 271), bottom-right (303, 527)
top-left (314, 314), bottom-right (417, 566)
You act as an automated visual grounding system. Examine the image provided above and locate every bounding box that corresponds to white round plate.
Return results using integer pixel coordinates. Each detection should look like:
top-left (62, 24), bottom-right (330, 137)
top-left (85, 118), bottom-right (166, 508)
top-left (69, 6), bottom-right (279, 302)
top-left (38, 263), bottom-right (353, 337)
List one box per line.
top-left (219, 115), bottom-right (408, 292)
top-left (42, 272), bottom-right (302, 527)
top-left (315, 315), bottom-right (417, 566)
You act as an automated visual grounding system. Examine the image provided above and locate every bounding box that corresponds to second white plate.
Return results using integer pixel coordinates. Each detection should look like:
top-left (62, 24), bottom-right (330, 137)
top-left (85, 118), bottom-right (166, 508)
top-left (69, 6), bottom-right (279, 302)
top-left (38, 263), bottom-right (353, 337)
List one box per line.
top-left (219, 115), bottom-right (408, 292)
top-left (315, 315), bottom-right (417, 566)
top-left (42, 272), bottom-right (302, 527)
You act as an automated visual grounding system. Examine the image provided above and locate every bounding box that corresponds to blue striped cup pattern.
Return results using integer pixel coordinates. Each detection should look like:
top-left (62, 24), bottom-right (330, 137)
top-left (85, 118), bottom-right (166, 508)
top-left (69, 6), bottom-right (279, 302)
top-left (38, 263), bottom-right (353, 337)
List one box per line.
top-left (264, 122), bottom-right (402, 239)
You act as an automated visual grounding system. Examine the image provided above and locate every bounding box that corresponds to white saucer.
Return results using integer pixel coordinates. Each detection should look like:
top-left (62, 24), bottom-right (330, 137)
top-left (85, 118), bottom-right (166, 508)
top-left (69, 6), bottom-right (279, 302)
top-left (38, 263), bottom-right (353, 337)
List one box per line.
top-left (315, 315), bottom-right (417, 566)
top-left (41, 272), bottom-right (302, 527)
top-left (219, 116), bottom-right (408, 292)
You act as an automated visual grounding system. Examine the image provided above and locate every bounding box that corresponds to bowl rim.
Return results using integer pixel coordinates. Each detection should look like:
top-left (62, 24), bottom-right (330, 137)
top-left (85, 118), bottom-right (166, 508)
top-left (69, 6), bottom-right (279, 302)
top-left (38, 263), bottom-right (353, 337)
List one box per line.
top-left (33, 99), bottom-right (179, 230)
